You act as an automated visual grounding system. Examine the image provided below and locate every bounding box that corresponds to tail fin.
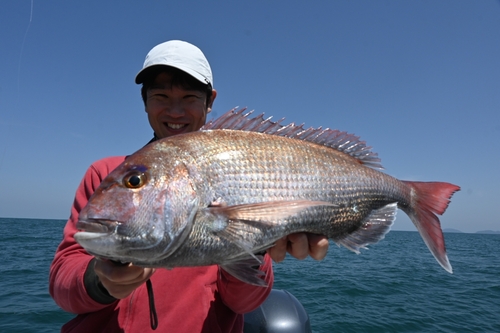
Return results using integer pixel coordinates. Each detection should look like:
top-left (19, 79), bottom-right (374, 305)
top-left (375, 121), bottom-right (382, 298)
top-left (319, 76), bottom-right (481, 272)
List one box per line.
top-left (402, 181), bottom-right (460, 273)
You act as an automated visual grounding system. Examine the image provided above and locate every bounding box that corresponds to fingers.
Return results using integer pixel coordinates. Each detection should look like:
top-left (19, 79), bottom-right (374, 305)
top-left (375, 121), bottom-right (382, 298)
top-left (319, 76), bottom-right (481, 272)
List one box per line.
top-left (94, 259), bottom-right (155, 299)
top-left (286, 233), bottom-right (310, 260)
top-left (267, 237), bottom-right (289, 263)
top-left (307, 234), bottom-right (329, 260)
top-left (267, 233), bottom-right (330, 263)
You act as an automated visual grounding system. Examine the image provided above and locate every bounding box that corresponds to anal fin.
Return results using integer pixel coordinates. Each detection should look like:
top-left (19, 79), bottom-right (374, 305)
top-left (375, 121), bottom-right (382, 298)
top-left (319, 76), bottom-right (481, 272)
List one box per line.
top-left (336, 203), bottom-right (397, 253)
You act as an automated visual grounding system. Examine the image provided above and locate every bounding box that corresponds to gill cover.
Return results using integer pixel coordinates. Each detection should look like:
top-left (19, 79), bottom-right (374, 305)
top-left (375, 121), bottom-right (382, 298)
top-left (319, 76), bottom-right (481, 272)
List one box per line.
top-left (152, 160), bottom-right (199, 261)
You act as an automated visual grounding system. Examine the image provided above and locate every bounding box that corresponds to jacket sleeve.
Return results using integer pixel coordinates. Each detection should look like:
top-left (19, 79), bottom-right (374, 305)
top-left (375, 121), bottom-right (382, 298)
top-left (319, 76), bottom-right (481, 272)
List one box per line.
top-left (217, 254), bottom-right (274, 314)
top-left (49, 159), bottom-right (122, 313)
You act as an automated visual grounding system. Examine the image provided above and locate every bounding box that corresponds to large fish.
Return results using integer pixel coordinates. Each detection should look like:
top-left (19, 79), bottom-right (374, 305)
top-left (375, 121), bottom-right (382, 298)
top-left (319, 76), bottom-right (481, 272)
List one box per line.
top-left (75, 108), bottom-right (460, 285)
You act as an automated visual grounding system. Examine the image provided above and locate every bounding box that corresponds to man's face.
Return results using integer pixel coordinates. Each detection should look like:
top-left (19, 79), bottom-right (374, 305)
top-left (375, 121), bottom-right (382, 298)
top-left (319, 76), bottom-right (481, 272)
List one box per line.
top-left (145, 72), bottom-right (216, 139)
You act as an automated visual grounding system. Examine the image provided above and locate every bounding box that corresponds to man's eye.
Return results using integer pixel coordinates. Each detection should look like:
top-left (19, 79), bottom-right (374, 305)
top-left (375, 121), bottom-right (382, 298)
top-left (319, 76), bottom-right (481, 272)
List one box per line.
top-left (153, 93), bottom-right (168, 98)
top-left (184, 95), bottom-right (201, 101)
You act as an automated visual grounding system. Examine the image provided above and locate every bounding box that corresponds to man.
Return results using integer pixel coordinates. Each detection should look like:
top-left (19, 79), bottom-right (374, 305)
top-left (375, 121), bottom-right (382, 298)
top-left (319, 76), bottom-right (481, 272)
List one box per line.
top-left (49, 40), bottom-right (329, 332)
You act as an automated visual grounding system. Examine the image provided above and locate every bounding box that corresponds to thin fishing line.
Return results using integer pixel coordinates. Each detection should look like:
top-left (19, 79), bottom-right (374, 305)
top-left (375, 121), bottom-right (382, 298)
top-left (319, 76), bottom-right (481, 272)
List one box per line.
top-left (0, 143), bottom-right (7, 173)
top-left (17, 0), bottom-right (33, 93)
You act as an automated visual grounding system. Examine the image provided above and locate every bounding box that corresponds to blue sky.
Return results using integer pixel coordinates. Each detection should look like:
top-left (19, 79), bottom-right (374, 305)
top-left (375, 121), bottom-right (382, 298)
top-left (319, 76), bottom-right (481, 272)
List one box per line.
top-left (1, 1), bottom-right (499, 233)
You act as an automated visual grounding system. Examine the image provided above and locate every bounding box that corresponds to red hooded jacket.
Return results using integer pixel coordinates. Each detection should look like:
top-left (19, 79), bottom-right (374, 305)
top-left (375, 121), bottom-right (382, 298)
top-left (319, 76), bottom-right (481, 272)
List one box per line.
top-left (49, 156), bottom-right (274, 332)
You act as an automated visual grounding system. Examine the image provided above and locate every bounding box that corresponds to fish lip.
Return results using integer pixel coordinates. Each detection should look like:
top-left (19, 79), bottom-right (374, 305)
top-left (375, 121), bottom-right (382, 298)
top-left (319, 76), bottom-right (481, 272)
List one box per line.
top-left (76, 219), bottom-right (120, 234)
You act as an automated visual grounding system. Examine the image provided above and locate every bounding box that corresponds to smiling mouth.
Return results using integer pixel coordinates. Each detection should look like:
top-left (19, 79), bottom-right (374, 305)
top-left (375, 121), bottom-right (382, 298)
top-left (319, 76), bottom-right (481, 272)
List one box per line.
top-left (167, 123), bottom-right (187, 130)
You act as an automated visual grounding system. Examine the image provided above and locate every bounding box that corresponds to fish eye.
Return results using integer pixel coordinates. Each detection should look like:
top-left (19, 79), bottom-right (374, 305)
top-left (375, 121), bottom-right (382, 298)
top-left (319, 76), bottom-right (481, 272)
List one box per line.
top-left (124, 172), bottom-right (146, 189)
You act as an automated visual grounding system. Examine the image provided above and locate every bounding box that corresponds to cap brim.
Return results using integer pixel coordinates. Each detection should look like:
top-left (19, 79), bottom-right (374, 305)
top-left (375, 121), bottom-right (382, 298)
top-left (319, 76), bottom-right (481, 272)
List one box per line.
top-left (135, 64), bottom-right (209, 85)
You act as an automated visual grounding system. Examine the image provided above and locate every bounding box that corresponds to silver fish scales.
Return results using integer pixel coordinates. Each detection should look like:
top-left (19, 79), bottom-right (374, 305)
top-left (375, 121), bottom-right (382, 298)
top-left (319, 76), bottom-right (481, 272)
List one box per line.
top-left (75, 108), bottom-right (459, 285)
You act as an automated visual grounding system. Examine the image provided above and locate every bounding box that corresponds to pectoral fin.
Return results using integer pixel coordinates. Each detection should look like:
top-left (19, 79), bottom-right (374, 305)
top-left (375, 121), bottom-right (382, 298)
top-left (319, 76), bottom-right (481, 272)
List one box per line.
top-left (207, 200), bottom-right (334, 222)
top-left (205, 200), bottom-right (334, 257)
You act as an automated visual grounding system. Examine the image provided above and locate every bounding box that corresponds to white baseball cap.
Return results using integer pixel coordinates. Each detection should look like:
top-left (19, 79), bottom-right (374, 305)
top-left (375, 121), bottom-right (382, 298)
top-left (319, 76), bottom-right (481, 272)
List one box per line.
top-left (135, 40), bottom-right (213, 87)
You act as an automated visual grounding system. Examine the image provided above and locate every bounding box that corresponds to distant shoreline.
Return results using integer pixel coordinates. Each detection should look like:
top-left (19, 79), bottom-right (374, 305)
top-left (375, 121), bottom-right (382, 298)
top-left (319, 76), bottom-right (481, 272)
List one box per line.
top-left (442, 228), bottom-right (500, 234)
top-left (378, 228), bottom-right (500, 235)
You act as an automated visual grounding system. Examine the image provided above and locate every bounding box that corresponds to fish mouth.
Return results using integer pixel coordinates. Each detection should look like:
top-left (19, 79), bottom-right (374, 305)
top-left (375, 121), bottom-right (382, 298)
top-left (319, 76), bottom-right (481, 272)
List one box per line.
top-left (76, 219), bottom-right (120, 235)
top-left (75, 218), bottom-right (165, 262)
top-left (74, 219), bottom-right (124, 259)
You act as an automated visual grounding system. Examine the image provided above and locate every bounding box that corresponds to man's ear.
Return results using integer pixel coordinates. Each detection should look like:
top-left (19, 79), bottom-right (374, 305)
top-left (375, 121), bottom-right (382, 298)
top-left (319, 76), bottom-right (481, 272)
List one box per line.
top-left (207, 89), bottom-right (217, 113)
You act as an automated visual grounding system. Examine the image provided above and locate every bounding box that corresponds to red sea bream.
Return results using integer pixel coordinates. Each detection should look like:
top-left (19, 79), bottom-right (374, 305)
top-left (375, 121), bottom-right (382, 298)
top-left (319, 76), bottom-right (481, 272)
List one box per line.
top-left (75, 109), bottom-right (460, 285)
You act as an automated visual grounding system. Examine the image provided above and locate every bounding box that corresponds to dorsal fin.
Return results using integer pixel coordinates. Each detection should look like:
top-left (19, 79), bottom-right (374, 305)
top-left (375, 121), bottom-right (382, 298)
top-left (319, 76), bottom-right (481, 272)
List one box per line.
top-left (202, 108), bottom-right (382, 169)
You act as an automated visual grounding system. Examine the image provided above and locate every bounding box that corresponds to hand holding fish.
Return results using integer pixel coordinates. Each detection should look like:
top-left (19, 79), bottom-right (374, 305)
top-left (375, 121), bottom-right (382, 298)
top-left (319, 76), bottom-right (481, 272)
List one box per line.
top-left (94, 259), bottom-right (155, 299)
top-left (268, 233), bottom-right (329, 262)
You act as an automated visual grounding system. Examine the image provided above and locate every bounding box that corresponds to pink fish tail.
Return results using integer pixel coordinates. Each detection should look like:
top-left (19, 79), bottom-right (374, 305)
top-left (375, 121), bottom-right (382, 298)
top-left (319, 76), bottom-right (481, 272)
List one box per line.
top-left (402, 181), bottom-right (460, 273)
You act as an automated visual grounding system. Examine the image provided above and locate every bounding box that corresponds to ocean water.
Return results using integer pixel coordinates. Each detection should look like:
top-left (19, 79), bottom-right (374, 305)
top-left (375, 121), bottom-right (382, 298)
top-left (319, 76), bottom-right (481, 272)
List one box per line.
top-left (0, 218), bottom-right (499, 332)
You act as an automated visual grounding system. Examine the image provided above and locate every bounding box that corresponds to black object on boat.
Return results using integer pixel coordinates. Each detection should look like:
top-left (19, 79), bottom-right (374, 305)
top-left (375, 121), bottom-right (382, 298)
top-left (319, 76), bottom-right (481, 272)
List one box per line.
top-left (244, 289), bottom-right (312, 333)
